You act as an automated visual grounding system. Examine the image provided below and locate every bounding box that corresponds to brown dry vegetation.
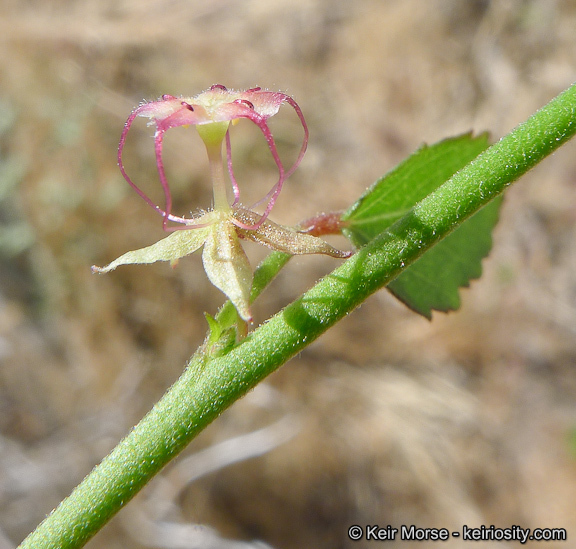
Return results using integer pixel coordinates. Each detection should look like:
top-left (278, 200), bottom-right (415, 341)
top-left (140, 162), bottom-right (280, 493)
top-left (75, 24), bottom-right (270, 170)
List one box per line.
top-left (1, 1), bottom-right (576, 548)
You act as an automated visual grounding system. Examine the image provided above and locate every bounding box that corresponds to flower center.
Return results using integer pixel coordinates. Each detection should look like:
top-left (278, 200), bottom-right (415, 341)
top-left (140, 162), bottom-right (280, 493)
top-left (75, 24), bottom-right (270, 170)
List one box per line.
top-left (196, 121), bottom-right (230, 147)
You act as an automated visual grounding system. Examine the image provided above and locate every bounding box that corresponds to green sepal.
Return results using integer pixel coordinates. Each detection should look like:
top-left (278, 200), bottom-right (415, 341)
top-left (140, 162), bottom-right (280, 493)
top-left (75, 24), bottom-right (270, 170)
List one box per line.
top-left (202, 219), bottom-right (253, 322)
top-left (203, 313), bottom-right (237, 357)
top-left (234, 208), bottom-right (351, 258)
top-left (91, 216), bottom-right (214, 273)
top-left (204, 312), bottom-right (223, 346)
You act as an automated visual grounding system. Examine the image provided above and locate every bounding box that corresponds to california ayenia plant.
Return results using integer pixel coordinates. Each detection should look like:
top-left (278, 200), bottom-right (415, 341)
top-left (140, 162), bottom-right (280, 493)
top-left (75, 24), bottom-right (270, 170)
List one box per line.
top-left (20, 82), bottom-right (576, 548)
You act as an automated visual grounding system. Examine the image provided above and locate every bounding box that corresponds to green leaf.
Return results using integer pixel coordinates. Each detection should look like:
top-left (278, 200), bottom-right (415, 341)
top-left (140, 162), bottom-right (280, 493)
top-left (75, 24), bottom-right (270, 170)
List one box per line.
top-left (343, 132), bottom-right (502, 318)
top-left (387, 197), bottom-right (502, 318)
top-left (343, 132), bottom-right (491, 242)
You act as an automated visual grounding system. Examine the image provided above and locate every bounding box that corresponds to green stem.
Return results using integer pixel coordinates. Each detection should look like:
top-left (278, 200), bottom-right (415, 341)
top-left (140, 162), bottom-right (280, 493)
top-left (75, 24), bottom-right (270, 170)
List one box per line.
top-left (19, 82), bottom-right (576, 549)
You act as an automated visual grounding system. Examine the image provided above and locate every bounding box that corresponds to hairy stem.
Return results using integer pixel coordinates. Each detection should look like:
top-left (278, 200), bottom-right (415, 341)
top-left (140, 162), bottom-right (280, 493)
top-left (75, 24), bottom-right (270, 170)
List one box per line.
top-left (19, 81), bottom-right (576, 549)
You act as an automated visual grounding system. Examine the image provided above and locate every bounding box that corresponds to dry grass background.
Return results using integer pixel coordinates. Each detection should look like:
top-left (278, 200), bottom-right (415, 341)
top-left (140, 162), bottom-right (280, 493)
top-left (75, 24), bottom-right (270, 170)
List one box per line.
top-left (1, 0), bottom-right (576, 547)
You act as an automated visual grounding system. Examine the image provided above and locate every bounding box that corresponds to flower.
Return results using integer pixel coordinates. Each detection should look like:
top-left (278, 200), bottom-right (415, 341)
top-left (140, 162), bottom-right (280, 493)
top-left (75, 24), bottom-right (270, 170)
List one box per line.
top-left (118, 84), bottom-right (309, 231)
top-left (93, 85), bottom-right (351, 323)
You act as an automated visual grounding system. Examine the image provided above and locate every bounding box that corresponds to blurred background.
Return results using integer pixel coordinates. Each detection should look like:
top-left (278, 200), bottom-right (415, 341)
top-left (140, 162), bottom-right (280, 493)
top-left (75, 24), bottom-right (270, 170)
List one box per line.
top-left (1, 1), bottom-right (576, 547)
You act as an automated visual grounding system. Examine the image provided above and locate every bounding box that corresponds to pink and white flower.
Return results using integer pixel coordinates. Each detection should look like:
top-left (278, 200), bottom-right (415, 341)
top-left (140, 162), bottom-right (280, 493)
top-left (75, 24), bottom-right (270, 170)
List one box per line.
top-left (94, 86), bottom-right (350, 323)
top-left (118, 84), bottom-right (308, 231)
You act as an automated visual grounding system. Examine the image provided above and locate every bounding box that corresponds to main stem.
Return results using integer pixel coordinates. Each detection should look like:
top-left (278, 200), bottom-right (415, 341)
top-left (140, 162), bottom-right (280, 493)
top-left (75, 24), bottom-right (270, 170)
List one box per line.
top-left (19, 82), bottom-right (576, 549)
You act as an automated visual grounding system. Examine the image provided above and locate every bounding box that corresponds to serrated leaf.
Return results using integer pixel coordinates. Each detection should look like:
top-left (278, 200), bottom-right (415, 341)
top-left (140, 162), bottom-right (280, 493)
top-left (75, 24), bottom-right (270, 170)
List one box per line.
top-left (342, 132), bottom-right (502, 318)
top-left (343, 132), bottom-right (490, 243)
top-left (388, 197), bottom-right (502, 318)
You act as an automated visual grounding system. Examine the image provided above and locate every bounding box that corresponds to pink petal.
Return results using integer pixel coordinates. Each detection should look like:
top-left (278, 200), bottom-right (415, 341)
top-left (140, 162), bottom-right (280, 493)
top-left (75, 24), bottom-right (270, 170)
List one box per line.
top-left (237, 90), bottom-right (286, 118)
top-left (215, 93), bottom-right (309, 229)
top-left (118, 99), bottom-right (211, 231)
top-left (118, 88), bottom-right (309, 233)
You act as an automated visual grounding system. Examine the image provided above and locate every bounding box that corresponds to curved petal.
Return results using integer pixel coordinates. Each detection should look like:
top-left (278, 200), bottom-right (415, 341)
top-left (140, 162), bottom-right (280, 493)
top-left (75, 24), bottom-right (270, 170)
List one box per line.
top-left (230, 91), bottom-right (309, 178)
top-left (248, 95), bottom-right (309, 208)
top-left (119, 99), bottom-right (210, 231)
top-left (238, 89), bottom-right (286, 118)
top-left (217, 93), bottom-right (309, 229)
top-left (136, 97), bottom-right (205, 126)
top-left (283, 96), bottom-right (309, 179)
top-left (214, 102), bottom-right (284, 224)
top-left (118, 106), bottom-right (166, 218)
top-left (146, 102), bottom-right (209, 229)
